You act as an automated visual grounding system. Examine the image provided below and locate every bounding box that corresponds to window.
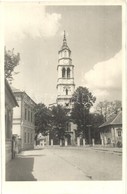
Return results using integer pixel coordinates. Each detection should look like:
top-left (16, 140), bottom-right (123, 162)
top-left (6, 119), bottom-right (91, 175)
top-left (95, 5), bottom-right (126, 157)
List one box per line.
top-left (66, 88), bottom-right (68, 95)
top-left (25, 108), bottom-right (27, 120)
top-left (118, 130), bottom-right (121, 137)
top-left (31, 133), bottom-right (33, 143)
top-left (62, 68), bottom-right (66, 78)
top-left (107, 138), bottom-right (111, 144)
top-left (32, 114), bottom-right (34, 124)
top-left (64, 50), bottom-right (67, 57)
top-left (28, 110), bottom-right (30, 121)
top-left (67, 68), bottom-right (70, 78)
top-left (24, 132), bottom-right (26, 143)
top-left (28, 133), bottom-right (29, 143)
top-left (31, 112), bottom-right (32, 122)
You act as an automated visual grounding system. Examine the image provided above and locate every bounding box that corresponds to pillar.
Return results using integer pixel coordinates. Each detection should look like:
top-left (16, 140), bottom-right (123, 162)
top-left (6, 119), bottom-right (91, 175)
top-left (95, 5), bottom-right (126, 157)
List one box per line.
top-left (60, 139), bottom-right (62, 146)
top-left (51, 139), bottom-right (53, 146)
top-left (65, 138), bottom-right (68, 146)
top-left (77, 137), bottom-right (80, 146)
top-left (42, 139), bottom-right (45, 147)
top-left (92, 138), bottom-right (95, 146)
top-left (104, 136), bottom-right (107, 146)
top-left (101, 138), bottom-right (104, 146)
top-left (47, 133), bottom-right (49, 145)
top-left (83, 138), bottom-right (86, 146)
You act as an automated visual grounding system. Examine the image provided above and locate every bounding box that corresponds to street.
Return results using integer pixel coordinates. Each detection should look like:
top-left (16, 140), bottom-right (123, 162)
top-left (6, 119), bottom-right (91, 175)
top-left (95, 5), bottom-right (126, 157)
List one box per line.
top-left (6, 147), bottom-right (122, 181)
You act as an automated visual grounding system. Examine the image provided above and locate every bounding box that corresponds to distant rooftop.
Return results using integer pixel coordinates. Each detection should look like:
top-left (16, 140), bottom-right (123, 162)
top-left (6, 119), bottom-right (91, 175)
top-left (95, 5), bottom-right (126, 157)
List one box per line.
top-left (11, 86), bottom-right (36, 105)
top-left (99, 111), bottom-right (122, 128)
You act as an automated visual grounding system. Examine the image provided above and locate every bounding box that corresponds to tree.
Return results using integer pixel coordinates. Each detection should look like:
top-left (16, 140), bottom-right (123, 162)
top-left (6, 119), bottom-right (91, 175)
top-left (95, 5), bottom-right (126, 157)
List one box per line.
top-left (89, 113), bottom-right (104, 144)
top-left (34, 103), bottom-right (51, 136)
top-left (110, 100), bottom-right (122, 113)
top-left (4, 47), bottom-right (20, 81)
top-left (95, 101), bottom-right (110, 122)
top-left (71, 86), bottom-right (96, 140)
top-left (96, 100), bottom-right (122, 121)
top-left (50, 105), bottom-right (68, 142)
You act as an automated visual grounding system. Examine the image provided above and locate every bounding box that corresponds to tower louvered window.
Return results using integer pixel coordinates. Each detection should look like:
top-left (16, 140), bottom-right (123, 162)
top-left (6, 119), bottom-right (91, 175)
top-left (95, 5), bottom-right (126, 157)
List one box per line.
top-left (67, 68), bottom-right (70, 78)
top-left (62, 68), bottom-right (66, 78)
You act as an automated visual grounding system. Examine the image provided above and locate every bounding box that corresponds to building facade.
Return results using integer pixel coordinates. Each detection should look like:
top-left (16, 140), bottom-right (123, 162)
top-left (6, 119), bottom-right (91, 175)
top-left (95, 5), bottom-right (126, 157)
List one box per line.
top-left (57, 31), bottom-right (75, 109)
top-left (99, 111), bottom-right (122, 147)
top-left (12, 89), bottom-right (36, 151)
top-left (5, 79), bottom-right (18, 163)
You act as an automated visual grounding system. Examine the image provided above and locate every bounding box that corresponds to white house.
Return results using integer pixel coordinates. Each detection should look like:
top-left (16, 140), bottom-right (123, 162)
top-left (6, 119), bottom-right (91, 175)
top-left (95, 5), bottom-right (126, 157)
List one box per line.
top-left (99, 111), bottom-right (122, 147)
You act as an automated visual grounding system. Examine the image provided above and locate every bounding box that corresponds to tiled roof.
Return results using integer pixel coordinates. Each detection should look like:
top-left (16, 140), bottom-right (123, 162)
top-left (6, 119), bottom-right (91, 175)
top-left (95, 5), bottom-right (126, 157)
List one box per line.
top-left (11, 86), bottom-right (36, 105)
top-left (99, 111), bottom-right (122, 128)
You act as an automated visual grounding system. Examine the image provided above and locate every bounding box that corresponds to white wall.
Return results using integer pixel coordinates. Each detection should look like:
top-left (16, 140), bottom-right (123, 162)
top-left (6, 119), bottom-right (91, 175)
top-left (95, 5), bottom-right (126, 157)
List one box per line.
top-left (13, 125), bottom-right (21, 137)
top-left (13, 101), bottom-right (21, 118)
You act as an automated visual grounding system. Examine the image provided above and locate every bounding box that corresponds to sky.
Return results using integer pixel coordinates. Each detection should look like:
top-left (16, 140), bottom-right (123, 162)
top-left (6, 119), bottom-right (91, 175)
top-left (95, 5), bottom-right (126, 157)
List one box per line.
top-left (4, 4), bottom-right (122, 107)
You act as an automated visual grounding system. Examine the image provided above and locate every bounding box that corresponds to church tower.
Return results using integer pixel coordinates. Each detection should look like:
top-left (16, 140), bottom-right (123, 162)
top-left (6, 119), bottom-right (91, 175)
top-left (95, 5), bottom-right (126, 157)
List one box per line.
top-left (57, 31), bottom-right (75, 109)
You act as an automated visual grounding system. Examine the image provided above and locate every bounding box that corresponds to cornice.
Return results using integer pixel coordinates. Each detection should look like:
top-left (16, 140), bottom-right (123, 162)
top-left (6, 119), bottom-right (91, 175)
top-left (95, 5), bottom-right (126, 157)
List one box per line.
top-left (57, 77), bottom-right (74, 81)
top-left (57, 97), bottom-right (72, 100)
top-left (56, 83), bottom-right (75, 88)
top-left (58, 57), bottom-right (72, 62)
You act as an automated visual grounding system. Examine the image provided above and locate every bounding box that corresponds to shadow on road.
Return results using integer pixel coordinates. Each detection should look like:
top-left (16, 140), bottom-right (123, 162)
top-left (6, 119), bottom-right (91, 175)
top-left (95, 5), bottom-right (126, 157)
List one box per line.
top-left (6, 156), bottom-right (37, 181)
top-left (19, 154), bottom-right (45, 157)
top-left (22, 148), bottom-right (44, 152)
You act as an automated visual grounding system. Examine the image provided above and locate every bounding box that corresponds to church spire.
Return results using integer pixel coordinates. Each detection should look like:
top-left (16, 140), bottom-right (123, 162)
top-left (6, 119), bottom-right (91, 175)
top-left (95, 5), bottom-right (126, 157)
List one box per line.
top-left (63, 30), bottom-right (67, 47)
top-left (63, 30), bottom-right (66, 41)
top-left (57, 31), bottom-right (75, 109)
top-left (61, 30), bottom-right (70, 50)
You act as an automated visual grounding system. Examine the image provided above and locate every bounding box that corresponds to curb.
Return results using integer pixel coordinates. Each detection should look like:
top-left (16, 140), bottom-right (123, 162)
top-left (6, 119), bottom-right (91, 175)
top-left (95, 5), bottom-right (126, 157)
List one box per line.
top-left (91, 148), bottom-right (122, 154)
top-left (42, 146), bottom-right (122, 154)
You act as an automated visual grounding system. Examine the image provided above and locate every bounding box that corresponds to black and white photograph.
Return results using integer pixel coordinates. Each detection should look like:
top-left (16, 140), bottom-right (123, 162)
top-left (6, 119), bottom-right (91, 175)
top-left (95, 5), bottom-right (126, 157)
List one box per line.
top-left (1, 1), bottom-right (126, 194)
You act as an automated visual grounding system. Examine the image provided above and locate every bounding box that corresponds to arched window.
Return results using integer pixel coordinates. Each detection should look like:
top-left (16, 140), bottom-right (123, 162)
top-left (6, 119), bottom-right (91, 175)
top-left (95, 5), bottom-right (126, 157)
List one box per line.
top-left (66, 88), bottom-right (68, 95)
top-left (67, 68), bottom-right (70, 78)
top-left (62, 68), bottom-right (65, 78)
top-left (64, 50), bottom-right (67, 57)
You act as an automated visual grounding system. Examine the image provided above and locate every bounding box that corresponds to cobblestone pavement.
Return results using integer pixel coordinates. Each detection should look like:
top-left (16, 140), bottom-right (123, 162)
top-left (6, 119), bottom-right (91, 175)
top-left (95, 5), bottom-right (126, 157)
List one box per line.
top-left (6, 147), bottom-right (122, 181)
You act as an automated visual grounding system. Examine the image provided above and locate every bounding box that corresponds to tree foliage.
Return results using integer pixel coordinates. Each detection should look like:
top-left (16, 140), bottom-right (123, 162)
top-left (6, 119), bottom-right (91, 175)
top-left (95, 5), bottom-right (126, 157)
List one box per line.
top-left (4, 47), bottom-right (20, 81)
top-left (34, 103), bottom-right (68, 143)
top-left (88, 113), bottom-right (104, 144)
top-left (34, 103), bottom-right (51, 136)
top-left (71, 86), bottom-right (96, 108)
top-left (71, 86), bottom-right (96, 138)
top-left (95, 100), bottom-right (122, 121)
top-left (50, 105), bottom-right (68, 140)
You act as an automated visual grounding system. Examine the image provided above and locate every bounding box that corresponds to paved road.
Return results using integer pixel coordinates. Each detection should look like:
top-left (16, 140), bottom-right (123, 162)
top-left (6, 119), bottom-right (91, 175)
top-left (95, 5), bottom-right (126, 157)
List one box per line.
top-left (6, 147), bottom-right (122, 181)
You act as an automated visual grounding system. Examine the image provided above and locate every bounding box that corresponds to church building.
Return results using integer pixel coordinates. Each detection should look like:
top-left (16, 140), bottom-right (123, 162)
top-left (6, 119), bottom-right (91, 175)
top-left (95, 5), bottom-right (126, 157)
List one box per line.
top-left (57, 31), bottom-right (75, 109)
top-left (56, 31), bottom-right (77, 145)
top-left (49, 31), bottom-right (77, 146)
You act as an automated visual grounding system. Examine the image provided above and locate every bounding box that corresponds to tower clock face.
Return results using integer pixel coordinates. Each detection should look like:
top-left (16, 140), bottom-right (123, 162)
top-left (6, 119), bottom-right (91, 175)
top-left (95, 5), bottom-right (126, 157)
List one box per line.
top-left (63, 59), bottom-right (68, 65)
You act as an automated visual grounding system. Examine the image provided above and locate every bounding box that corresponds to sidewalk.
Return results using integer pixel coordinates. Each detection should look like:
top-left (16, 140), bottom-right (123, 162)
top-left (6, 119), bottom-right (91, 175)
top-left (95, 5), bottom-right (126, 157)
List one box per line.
top-left (91, 146), bottom-right (122, 154)
top-left (36, 145), bottom-right (122, 154)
